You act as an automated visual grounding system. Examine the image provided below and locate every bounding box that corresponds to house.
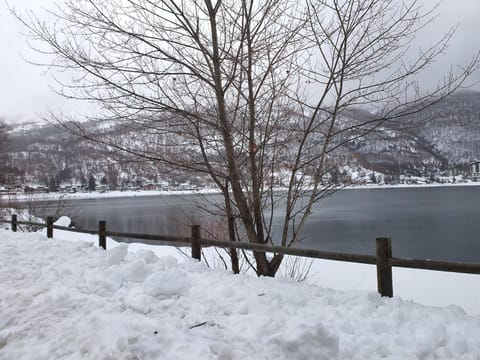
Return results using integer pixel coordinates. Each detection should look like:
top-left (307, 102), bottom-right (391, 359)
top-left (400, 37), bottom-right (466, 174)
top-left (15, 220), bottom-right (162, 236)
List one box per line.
top-left (143, 183), bottom-right (157, 191)
top-left (24, 185), bottom-right (48, 193)
top-left (470, 161), bottom-right (480, 181)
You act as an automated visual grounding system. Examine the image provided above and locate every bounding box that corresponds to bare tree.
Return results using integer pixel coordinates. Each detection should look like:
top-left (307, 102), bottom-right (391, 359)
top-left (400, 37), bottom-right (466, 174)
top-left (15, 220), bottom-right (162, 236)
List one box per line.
top-left (0, 121), bottom-right (10, 185)
top-left (0, 121), bottom-right (8, 213)
top-left (13, 0), bottom-right (478, 276)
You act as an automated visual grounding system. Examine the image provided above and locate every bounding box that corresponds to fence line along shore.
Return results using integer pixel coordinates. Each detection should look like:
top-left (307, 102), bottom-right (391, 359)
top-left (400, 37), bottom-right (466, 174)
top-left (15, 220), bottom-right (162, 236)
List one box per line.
top-left (3, 214), bottom-right (480, 298)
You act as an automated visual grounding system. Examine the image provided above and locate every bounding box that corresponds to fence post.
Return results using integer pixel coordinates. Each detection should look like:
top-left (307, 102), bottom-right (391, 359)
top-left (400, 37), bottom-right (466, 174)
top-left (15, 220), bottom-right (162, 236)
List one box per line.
top-left (46, 217), bottom-right (54, 238)
top-left (99, 220), bottom-right (106, 250)
top-left (11, 214), bottom-right (17, 232)
top-left (376, 237), bottom-right (393, 297)
top-left (191, 225), bottom-right (201, 261)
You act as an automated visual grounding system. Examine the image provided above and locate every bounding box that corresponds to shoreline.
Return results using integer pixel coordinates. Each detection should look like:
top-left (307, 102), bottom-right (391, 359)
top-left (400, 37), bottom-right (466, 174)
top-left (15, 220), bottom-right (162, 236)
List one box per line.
top-left (345, 181), bottom-right (480, 190)
top-left (3, 181), bottom-right (480, 202)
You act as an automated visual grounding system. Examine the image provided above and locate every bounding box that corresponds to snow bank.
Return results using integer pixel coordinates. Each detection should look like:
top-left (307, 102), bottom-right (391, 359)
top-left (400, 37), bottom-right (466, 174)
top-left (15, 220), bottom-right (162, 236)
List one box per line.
top-left (1, 230), bottom-right (480, 359)
top-left (54, 216), bottom-right (72, 227)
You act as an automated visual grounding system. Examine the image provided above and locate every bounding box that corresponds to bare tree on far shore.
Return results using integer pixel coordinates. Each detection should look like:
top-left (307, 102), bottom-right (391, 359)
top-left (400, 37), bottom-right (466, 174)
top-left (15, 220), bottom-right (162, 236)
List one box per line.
top-left (0, 121), bottom-right (11, 186)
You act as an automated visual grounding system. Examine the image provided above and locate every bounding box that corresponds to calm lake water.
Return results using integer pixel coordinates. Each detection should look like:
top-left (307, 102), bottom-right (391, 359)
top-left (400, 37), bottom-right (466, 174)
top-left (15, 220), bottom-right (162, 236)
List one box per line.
top-left (67, 186), bottom-right (480, 263)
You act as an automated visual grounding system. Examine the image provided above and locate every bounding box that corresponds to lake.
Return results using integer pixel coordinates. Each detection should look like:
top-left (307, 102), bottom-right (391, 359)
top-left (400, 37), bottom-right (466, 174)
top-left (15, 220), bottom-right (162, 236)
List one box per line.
top-left (66, 186), bottom-right (480, 263)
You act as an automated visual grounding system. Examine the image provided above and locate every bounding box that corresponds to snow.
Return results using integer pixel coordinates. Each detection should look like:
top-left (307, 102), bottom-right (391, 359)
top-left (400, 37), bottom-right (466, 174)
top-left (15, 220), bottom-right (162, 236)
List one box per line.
top-left (53, 215), bottom-right (72, 227)
top-left (4, 181), bottom-right (480, 203)
top-left (1, 226), bottom-right (480, 358)
top-left (8, 188), bottom-right (222, 202)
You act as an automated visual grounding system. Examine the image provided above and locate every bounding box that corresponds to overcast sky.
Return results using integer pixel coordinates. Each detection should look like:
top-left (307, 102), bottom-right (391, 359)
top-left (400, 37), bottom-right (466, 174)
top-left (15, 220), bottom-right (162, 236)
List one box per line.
top-left (1, 0), bottom-right (479, 123)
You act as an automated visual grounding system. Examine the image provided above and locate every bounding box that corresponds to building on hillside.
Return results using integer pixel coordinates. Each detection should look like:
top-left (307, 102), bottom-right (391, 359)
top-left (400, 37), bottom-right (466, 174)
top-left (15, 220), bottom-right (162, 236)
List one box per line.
top-left (470, 161), bottom-right (480, 181)
top-left (24, 185), bottom-right (48, 193)
top-left (143, 183), bottom-right (157, 191)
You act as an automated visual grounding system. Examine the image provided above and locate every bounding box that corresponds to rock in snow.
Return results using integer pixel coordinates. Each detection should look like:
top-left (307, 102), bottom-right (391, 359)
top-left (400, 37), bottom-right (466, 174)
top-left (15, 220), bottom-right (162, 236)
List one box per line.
top-left (1, 229), bottom-right (480, 359)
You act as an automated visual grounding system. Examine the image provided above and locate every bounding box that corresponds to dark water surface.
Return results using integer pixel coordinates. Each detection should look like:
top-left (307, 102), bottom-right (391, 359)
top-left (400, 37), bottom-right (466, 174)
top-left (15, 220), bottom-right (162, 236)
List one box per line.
top-left (301, 186), bottom-right (480, 262)
top-left (67, 186), bottom-right (480, 263)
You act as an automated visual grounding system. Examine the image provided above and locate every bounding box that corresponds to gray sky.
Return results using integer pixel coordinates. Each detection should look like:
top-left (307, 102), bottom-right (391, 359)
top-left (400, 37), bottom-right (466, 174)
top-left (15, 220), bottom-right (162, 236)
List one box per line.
top-left (1, 0), bottom-right (479, 123)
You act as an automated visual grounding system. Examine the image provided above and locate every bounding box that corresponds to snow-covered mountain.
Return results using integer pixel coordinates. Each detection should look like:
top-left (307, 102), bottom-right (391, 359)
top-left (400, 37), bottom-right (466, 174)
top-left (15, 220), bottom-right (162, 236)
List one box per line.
top-left (339, 91), bottom-right (480, 177)
top-left (3, 91), bottom-right (480, 187)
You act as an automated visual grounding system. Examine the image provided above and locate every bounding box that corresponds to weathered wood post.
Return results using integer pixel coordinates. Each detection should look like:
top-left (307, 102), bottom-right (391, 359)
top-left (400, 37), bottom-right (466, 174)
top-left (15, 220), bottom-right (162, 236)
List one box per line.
top-left (191, 225), bottom-right (201, 261)
top-left (11, 214), bottom-right (17, 232)
top-left (46, 217), bottom-right (54, 238)
top-left (376, 237), bottom-right (393, 297)
top-left (99, 220), bottom-right (107, 250)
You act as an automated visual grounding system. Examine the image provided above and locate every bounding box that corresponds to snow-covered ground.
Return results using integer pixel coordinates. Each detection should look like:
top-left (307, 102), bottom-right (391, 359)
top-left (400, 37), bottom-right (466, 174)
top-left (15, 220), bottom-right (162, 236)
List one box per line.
top-left (1, 222), bottom-right (480, 359)
top-left (2, 188), bottom-right (221, 202)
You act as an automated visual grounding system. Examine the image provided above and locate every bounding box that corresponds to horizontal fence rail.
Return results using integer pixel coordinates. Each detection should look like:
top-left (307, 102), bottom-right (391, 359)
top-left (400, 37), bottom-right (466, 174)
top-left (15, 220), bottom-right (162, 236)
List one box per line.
top-left (389, 257), bottom-right (480, 275)
top-left (52, 225), bottom-right (98, 235)
top-left (104, 230), bottom-right (192, 245)
top-left (200, 238), bottom-right (377, 265)
top-left (1, 214), bottom-right (480, 298)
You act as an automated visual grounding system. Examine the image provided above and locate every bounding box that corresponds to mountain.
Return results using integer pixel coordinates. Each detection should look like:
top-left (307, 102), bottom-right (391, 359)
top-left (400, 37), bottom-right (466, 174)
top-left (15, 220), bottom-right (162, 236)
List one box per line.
top-left (343, 91), bottom-right (480, 176)
top-left (2, 91), bottom-right (480, 188)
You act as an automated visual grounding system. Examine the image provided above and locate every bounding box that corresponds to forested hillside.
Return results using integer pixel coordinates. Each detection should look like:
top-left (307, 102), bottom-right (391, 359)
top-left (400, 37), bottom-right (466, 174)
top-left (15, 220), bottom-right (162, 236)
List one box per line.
top-left (3, 91), bottom-right (479, 189)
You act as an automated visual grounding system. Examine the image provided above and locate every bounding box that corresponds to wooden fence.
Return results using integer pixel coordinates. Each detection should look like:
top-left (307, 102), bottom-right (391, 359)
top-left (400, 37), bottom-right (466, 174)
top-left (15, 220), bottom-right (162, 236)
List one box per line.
top-left (3, 214), bottom-right (480, 298)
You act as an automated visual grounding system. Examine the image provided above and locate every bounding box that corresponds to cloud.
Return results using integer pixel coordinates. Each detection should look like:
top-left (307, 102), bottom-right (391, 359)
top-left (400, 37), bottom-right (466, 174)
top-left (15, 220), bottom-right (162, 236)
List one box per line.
top-left (1, 0), bottom-right (479, 122)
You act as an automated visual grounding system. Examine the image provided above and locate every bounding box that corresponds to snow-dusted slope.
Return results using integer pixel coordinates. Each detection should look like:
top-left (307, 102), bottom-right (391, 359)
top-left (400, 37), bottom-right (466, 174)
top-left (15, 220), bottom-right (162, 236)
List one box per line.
top-left (349, 91), bottom-right (480, 173)
top-left (1, 229), bottom-right (480, 359)
top-left (4, 91), bottom-right (480, 188)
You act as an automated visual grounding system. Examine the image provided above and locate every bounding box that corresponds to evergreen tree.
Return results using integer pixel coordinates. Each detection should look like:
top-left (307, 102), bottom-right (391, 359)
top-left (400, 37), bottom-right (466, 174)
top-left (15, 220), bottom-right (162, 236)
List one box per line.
top-left (80, 173), bottom-right (87, 187)
top-left (100, 176), bottom-right (108, 186)
top-left (107, 166), bottom-right (118, 188)
top-left (48, 176), bottom-right (58, 192)
top-left (88, 174), bottom-right (96, 192)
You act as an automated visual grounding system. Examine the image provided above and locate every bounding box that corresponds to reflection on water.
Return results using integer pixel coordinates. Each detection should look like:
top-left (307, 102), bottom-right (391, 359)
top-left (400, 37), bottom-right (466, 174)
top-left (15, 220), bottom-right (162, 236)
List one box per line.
top-left (65, 187), bottom-right (480, 263)
top-left (68, 194), bottom-right (216, 239)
